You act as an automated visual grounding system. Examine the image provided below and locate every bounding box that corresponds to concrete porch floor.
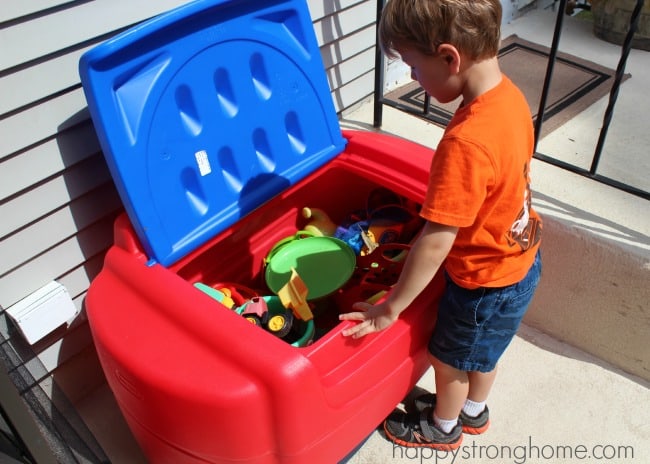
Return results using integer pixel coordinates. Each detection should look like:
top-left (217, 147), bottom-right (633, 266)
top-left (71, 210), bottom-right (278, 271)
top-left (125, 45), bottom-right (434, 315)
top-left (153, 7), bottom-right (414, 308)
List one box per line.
top-left (345, 325), bottom-right (649, 464)
top-left (75, 5), bottom-right (649, 464)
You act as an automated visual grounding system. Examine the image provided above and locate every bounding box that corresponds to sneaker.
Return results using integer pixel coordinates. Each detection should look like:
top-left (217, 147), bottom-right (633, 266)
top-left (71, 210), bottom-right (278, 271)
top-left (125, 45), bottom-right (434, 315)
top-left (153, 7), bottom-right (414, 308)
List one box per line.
top-left (383, 407), bottom-right (463, 450)
top-left (413, 393), bottom-right (490, 435)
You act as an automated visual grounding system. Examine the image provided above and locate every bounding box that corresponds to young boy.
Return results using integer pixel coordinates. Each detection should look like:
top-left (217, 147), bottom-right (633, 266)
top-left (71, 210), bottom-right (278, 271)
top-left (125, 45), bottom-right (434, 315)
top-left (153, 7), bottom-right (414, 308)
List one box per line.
top-left (339, 0), bottom-right (542, 451)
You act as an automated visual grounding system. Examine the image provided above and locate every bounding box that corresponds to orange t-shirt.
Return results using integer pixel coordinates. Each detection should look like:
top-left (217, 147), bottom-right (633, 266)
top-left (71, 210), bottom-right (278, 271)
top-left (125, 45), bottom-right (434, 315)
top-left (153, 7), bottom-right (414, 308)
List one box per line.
top-left (420, 75), bottom-right (542, 289)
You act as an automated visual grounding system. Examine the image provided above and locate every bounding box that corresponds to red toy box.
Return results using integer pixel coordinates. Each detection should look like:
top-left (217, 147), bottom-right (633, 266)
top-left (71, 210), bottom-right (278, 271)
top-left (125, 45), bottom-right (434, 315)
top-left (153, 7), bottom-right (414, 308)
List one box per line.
top-left (80, 1), bottom-right (443, 462)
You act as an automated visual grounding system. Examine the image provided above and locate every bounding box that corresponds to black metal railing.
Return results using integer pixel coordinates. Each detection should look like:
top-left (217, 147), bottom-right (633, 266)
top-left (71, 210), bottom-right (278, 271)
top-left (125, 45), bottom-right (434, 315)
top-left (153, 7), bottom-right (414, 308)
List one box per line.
top-left (373, 0), bottom-right (649, 201)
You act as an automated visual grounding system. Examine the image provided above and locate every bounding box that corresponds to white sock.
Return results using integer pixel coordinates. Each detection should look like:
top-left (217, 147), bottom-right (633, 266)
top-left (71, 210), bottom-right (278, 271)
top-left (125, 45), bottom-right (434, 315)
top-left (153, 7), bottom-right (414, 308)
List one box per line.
top-left (433, 413), bottom-right (458, 434)
top-left (463, 399), bottom-right (486, 417)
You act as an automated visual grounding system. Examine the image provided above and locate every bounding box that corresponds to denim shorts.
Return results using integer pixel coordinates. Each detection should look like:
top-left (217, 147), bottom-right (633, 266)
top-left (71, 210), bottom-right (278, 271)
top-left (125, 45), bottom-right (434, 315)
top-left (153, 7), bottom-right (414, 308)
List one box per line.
top-left (428, 250), bottom-right (542, 373)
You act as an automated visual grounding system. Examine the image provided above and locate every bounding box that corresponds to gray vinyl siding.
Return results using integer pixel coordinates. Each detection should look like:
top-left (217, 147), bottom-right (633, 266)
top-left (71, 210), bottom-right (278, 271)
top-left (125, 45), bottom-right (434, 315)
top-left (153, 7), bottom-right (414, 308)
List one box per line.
top-left (0, 0), bottom-right (376, 389)
top-left (316, 0), bottom-right (377, 112)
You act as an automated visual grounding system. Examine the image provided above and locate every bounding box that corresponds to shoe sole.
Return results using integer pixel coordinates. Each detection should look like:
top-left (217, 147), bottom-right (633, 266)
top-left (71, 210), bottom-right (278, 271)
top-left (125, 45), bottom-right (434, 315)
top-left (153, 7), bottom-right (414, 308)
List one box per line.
top-left (383, 422), bottom-right (463, 451)
top-left (461, 420), bottom-right (490, 435)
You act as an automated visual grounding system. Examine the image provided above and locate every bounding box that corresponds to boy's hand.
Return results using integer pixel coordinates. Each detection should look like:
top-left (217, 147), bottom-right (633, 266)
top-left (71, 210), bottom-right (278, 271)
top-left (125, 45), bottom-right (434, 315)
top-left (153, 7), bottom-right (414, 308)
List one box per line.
top-left (339, 301), bottom-right (398, 338)
top-left (338, 222), bottom-right (457, 340)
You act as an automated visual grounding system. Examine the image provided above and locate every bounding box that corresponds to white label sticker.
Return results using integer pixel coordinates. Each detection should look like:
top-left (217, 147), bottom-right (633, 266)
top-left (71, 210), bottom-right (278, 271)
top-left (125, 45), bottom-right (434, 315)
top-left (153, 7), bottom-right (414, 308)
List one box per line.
top-left (195, 150), bottom-right (211, 176)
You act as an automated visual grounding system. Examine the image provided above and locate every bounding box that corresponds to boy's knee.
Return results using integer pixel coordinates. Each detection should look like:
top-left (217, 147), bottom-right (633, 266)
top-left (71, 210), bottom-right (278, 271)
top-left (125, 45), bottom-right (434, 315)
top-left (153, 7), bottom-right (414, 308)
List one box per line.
top-left (428, 352), bottom-right (457, 373)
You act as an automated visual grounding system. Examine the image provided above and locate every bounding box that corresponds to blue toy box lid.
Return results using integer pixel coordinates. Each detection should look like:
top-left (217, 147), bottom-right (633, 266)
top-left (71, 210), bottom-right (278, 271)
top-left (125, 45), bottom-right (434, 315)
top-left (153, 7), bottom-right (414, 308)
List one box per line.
top-left (79, 0), bottom-right (346, 266)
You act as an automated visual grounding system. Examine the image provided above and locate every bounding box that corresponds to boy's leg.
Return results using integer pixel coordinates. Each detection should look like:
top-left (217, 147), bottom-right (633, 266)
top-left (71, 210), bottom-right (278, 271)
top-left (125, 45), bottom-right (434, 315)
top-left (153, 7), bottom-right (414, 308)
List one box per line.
top-left (427, 356), bottom-right (494, 435)
top-left (467, 367), bottom-right (497, 402)
top-left (429, 354), bottom-right (468, 420)
top-left (383, 353), bottom-right (465, 450)
top-left (430, 360), bottom-right (497, 415)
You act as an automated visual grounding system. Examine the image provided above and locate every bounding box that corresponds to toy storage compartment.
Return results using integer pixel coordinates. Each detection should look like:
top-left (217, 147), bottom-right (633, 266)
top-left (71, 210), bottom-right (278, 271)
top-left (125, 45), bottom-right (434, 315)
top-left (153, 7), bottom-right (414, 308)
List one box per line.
top-left (173, 157), bottom-right (424, 346)
top-left (87, 132), bottom-right (442, 464)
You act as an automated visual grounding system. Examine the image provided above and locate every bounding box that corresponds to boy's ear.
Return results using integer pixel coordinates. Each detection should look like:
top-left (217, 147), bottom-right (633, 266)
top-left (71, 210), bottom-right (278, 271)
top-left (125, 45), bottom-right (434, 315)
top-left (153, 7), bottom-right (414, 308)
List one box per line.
top-left (437, 43), bottom-right (461, 73)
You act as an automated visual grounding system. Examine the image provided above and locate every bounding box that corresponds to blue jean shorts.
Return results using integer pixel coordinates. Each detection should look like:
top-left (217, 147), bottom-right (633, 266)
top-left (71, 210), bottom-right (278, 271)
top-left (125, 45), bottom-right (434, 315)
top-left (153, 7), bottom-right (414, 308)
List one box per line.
top-left (428, 250), bottom-right (542, 373)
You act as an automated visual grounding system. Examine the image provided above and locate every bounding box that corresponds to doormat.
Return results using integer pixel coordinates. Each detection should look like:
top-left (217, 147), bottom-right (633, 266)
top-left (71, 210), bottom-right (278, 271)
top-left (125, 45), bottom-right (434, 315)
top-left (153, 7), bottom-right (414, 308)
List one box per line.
top-left (382, 34), bottom-right (630, 138)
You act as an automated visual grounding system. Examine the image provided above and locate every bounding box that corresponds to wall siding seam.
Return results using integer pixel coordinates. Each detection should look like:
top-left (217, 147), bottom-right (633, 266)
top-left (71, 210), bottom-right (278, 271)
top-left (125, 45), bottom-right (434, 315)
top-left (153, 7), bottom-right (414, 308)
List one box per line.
top-left (0, 193), bottom-right (122, 277)
top-left (0, 146), bottom-right (103, 207)
top-left (0, 167), bottom-right (113, 240)
top-left (0, 0), bottom-right (95, 27)
top-left (0, 83), bottom-right (83, 122)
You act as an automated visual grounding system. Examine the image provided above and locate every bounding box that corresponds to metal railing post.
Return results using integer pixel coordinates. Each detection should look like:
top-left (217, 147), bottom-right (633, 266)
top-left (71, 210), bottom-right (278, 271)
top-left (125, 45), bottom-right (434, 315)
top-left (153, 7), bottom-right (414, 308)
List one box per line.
top-left (373, 0), bottom-right (386, 128)
top-left (534, 0), bottom-right (567, 149)
top-left (590, 0), bottom-right (645, 174)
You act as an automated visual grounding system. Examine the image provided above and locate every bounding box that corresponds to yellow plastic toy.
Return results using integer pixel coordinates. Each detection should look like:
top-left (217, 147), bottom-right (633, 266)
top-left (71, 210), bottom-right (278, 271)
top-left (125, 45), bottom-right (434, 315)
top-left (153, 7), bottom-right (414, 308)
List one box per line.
top-left (301, 207), bottom-right (337, 236)
top-left (277, 268), bottom-right (313, 321)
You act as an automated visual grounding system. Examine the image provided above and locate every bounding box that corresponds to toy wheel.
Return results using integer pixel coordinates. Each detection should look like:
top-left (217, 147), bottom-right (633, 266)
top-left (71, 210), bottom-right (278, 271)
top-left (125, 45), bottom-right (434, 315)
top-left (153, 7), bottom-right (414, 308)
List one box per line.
top-left (244, 314), bottom-right (262, 327)
top-left (266, 311), bottom-right (294, 338)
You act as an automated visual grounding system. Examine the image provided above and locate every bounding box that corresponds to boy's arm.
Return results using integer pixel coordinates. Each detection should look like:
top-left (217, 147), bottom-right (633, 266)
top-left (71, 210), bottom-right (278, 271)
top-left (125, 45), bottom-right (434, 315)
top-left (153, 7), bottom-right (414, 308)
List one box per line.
top-left (340, 221), bottom-right (457, 338)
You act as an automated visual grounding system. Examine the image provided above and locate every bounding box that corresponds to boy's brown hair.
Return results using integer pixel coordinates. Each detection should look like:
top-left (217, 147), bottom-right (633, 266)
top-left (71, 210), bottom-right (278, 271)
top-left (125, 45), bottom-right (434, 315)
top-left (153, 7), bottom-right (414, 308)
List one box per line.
top-left (379, 0), bottom-right (502, 61)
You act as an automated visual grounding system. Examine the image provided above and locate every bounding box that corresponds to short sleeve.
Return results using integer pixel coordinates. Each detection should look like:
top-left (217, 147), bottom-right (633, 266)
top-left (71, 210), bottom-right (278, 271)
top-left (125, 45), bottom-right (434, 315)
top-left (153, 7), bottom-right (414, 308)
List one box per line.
top-left (419, 136), bottom-right (495, 227)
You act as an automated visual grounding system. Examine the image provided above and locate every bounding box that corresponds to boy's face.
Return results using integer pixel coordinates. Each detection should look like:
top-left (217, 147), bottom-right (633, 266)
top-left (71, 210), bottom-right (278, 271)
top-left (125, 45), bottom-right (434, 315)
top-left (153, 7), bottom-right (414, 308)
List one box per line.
top-left (398, 46), bottom-right (462, 104)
